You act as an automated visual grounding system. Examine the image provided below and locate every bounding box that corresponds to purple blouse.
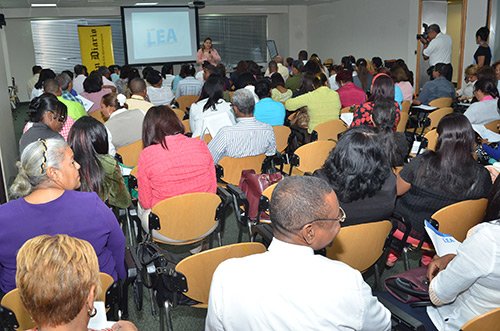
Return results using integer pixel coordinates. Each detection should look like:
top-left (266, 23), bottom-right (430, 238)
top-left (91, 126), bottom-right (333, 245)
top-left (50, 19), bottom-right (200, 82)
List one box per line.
top-left (0, 190), bottom-right (126, 293)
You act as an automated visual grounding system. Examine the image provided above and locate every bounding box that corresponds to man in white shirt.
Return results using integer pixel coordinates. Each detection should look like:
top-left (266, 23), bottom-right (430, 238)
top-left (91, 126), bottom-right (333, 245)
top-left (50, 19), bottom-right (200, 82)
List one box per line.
top-left (206, 176), bottom-right (391, 331)
top-left (421, 24), bottom-right (453, 80)
top-left (72, 64), bottom-right (88, 95)
top-left (264, 55), bottom-right (289, 81)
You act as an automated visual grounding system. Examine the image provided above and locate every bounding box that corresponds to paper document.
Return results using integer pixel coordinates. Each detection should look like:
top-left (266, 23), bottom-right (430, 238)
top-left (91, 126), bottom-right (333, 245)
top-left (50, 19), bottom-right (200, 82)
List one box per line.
top-left (201, 112), bottom-right (235, 138)
top-left (410, 141), bottom-right (422, 155)
top-left (120, 164), bottom-right (133, 176)
top-left (412, 105), bottom-right (437, 111)
top-left (340, 113), bottom-right (354, 126)
top-left (424, 220), bottom-right (461, 256)
top-left (88, 301), bottom-right (116, 329)
top-left (471, 124), bottom-right (500, 143)
top-left (76, 95), bottom-right (95, 112)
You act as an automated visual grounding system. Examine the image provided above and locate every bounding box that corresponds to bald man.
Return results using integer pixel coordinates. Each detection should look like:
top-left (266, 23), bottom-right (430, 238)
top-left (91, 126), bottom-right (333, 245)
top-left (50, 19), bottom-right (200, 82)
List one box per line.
top-left (206, 176), bottom-right (391, 331)
top-left (126, 78), bottom-right (154, 113)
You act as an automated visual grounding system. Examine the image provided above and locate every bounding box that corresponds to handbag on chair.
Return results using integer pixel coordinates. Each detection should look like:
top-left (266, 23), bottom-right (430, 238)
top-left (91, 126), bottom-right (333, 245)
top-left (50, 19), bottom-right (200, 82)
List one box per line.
top-left (385, 266), bottom-right (430, 305)
top-left (239, 170), bottom-right (282, 221)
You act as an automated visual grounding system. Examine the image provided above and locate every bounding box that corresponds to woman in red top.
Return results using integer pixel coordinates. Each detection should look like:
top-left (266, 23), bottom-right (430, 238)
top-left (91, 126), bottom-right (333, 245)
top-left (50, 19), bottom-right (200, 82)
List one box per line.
top-left (351, 73), bottom-right (401, 131)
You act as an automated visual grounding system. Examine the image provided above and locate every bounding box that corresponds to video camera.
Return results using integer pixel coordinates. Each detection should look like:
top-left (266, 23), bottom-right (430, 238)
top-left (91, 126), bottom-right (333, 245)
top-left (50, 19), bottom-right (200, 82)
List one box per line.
top-left (416, 23), bottom-right (429, 41)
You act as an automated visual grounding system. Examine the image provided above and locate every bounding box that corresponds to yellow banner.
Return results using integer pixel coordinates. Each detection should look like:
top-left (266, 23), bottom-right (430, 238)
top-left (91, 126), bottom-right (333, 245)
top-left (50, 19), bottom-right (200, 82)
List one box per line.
top-left (77, 25), bottom-right (115, 71)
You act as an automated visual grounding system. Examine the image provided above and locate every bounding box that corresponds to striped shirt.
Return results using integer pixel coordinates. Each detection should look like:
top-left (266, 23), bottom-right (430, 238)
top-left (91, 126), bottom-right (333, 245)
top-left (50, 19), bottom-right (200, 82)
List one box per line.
top-left (61, 90), bottom-right (84, 105)
top-left (208, 117), bottom-right (276, 163)
top-left (175, 77), bottom-right (203, 98)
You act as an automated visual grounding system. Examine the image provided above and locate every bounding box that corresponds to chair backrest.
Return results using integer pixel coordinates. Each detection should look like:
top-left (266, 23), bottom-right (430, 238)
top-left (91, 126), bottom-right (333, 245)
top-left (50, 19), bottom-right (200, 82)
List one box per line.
top-left (218, 154), bottom-right (266, 185)
top-left (294, 140), bottom-right (336, 174)
top-left (175, 242), bottom-right (266, 307)
top-left (273, 125), bottom-right (291, 153)
top-left (424, 129), bottom-right (438, 151)
top-left (182, 119), bottom-right (191, 133)
top-left (341, 106), bottom-right (352, 113)
top-left (98, 272), bottom-right (115, 302)
top-left (485, 119), bottom-right (500, 133)
top-left (151, 192), bottom-right (221, 244)
top-left (116, 140), bottom-right (143, 167)
top-left (461, 307), bottom-right (500, 331)
top-left (172, 108), bottom-right (186, 121)
top-left (397, 111), bottom-right (409, 133)
top-left (431, 198), bottom-right (488, 242)
top-left (262, 182), bottom-right (278, 199)
top-left (176, 95), bottom-right (199, 112)
top-left (429, 97), bottom-right (453, 108)
top-left (427, 107), bottom-right (453, 130)
top-left (313, 119), bottom-right (348, 141)
top-left (401, 100), bottom-right (411, 113)
top-left (326, 220), bottom-right (392, 272)
top-left (89, 109), bottom-right (106, 123)
top-left (1, 288), bottom-right (34, 330)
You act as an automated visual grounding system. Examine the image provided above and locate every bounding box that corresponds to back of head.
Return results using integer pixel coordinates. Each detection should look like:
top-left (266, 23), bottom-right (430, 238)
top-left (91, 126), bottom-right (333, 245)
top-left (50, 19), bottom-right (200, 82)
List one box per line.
top-left (435, 63), bottom-right (452, 81)
top-left (237, 72), bottom-right (257, 88)
top-left (312, 72), bottom-right (328, 89)
top-left (16, 234), bottom-right (99, 328)
top-left (247, 61), bottom-right (262, 78)
top-left (476, 26), bottom-right (489, 42)
top-left (341, 56), bottom-right (354, 70)
top-left (372, 98), bottom-right (397, 132)
top-left (119, 65), bottom-right (132, 80)
top-left (436, 113), bottom-right (476, 156)
top-left (303, 60), bottom-right (322, 75)
top-left (235, 60), bottom-right (248, 74)
top-left (43, 79), bottom-right (60, 95)
top-left (390, 66), bottom-right (408, 83)
top-left (35, 69), bottom-right (56, 90)
top-left (336, 69), bottom-right (353, 85)
top-left (200, 75), bottom-right (224, 111)
top-left (300, 72), bottom-right (316, 93)
top-left (101, 92), bottom-right (128, 110)
top-left (97, 66), bottom-right (110, 77)
top-left (270, 176), bottom-right (334, 236)
top-left (464, 64), bottom-right (479, 78)
top-left (474, 78), bottom-right (500, 98)
top-left (321, 126), bottom-right (390, 202)
top-left (10, 138), bottom-right (67, 199)
top-left (476, 65), bottom-right (496, 83)
top-left (32, 65), bottom-right (42, 75)
top-left (126, 68), bottom-right (140, 82)
top-left (83, 71), bottom-right (103, 93)
top-left (142, 66), bottom-right (154, 79)
top-left (142, 105), bottom-right (185, 149)
top-left (145, 69), bottom-right (162, 86)
top-left (232, 88), bottom-right (255, 115)
top-left (270, 73), bottom-right (285, 88)
top-left (298, 50), bottom-right (308, 61)
top-left (28, 93), bottom-right (67, 123)
top-left (428, 24), bottom-right (441, 34)
top-left (255, 79), bottom-right (271, 99)
top-left (74, 64), bottom-right (85, 76)
top-left (161, 63), bottom-right (173, 77)
top-left (370, 74), bottom-right (394, 101)
top-left (180, 63), bottom-right (195, 78)
top-left (56, 73), bottom-right (72, 92)
top-left (129, 78), bottom-right (147, 95)
top-left (291, 60), bottom-right (304, 72)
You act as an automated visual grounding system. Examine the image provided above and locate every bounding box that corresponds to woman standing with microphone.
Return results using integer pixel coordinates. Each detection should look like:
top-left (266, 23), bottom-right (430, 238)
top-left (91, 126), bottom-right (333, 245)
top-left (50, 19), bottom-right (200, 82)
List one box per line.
top-left (197, 37), bottom-right (221, 66)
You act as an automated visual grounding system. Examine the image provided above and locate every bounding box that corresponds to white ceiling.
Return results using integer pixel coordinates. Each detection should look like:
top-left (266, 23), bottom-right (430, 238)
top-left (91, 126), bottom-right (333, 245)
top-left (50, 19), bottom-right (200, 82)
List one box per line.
top-left (0, 0), bottom-right (336, 8)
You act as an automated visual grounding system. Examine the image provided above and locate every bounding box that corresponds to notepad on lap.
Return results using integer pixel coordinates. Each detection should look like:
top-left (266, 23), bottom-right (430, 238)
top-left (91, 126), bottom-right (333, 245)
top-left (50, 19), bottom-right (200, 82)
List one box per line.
top-left (201, 112), bottom-right (235, 137)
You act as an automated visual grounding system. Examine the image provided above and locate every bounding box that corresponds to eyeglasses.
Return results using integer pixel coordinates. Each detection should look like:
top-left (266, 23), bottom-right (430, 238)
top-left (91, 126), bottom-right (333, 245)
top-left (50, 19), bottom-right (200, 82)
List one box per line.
top-left (50, 111), bottom-right (67, 123)
top-left (311, 207), bottom-right (346, 224)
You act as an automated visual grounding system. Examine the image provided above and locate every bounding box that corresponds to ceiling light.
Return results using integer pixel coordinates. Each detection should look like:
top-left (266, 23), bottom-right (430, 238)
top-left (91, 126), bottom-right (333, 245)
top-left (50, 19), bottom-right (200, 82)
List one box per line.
top-left (134, 2), bottom-right (159, 5)
top-left (31, 3), bottom-right (57, 7)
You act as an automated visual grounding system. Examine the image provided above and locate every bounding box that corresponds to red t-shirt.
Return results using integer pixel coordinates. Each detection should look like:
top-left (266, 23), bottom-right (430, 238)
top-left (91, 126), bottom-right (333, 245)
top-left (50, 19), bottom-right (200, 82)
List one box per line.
top-left (337, 82), bottom-right (367, 108)
top-left (350, 101), bottom-right (401, 131)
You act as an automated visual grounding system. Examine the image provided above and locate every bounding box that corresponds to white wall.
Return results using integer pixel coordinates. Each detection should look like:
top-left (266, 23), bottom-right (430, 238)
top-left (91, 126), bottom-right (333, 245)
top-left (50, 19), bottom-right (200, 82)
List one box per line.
top-left (307, 0), bottom-right (419, 72)
top-left (463, 0), bottom-right (489, 68)
top-left (288, 5), bottom-right (308, 59)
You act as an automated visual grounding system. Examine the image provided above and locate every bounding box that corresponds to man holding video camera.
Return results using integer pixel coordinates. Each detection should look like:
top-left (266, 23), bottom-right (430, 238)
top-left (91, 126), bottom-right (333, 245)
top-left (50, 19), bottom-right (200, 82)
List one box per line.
top-left (419, 24), bottom-right (453, 81)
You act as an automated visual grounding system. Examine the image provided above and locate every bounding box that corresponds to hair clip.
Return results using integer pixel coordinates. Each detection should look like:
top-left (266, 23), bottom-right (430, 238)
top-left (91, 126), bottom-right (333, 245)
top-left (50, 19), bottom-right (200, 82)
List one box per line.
top-left (38, 138), bottom-right (48, 174)
top-left (117, 93), bottom-right (127, 107)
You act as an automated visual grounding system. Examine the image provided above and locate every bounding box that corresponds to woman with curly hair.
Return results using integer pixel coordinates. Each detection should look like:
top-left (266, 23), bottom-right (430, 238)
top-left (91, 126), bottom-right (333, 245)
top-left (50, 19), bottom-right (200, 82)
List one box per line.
top-left (314, 126), bottom-right (396, 226)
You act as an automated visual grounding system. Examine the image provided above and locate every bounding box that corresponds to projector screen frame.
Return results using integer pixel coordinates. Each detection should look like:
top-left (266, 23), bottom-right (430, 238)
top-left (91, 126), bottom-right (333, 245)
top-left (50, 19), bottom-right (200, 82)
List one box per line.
top-left (120, 5), bottom-right (200, 66)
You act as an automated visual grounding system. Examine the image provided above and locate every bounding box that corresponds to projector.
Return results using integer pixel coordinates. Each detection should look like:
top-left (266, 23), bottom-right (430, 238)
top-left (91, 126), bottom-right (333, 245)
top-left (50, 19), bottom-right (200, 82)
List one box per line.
top-left (188, 1), bottom-right (205, 9)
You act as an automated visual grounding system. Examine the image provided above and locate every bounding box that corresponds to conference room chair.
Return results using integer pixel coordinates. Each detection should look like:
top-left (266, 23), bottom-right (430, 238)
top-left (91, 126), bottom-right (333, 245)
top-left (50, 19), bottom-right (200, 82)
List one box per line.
top-left (182, 119), bottom-right (190, 134)
top-left (312, 119), bottom-right (348, 142)
top-left (251, 183), bottom-right (279, 245)
top-left (426, 107), bottom-right (453, 132)
top-left (431, 198), bottom-right (488, 242)
top-left (273, 125), bottom-right (291, 153)
top-left (172, 108), bottom-right (186, 121)
top-left (485, 119), bottom-right (500, 133)
top-left (286, 140), bottom-right (336, 176)
top-left (325, 220), bottom-right (393, 289)
top-left (116, 140), bottom-right (143, 168)
top-left (89, 109), bottom-right (107, 123)
top-left (158, 242), bottom-right (266, 331)
top-left (401, 100), bottom-right (411, 114)
top-left (176, 95), bottom-right (199, 113)
top-left (424, 129), bottom-right (438, 152)
top-left (0, 272), bottom-right (117, 331)
top-left (217, 154), bottom-right (266, 186)
top-left (460, 307), bottom-right (500, 331)
top-left (397, 111), bottom-right (409, 133)
top-left (429, 97), bottom-right (453, 108)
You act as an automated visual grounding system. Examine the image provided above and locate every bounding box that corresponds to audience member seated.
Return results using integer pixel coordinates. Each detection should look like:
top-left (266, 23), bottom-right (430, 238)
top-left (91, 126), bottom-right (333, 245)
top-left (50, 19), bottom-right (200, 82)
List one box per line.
top-left (102, 93), bottom-right (144, 149)
top-left (236, 72), bottom-right (260, 103)
top-left (206, 176), bottom-right (391, 331)
top-left (371, 56), bottom-right (384, 74)
top-left (98, 65), bottom-right (116, 89)
top-left (109, 64), bottom-right (120, 82)
top-left (264, 55), bottom-right (289, 81)
top-left (328, 64), bottom-right (342, 91)
top-left (47, 76), bottom-right (86, 122)
top-left (315, 127), bottom-right (396, 226)
top-left (30, 68), bottom-right (56, 101)
top-left (115, 65), bottom-right (132, 95)
top-left (126, 78), bottom-right (154, 113)
top-left (425, 176), bottom-right (500, 330)
top-left (26, 65), bottom-right (41, 99)
top-left (254, 79), bottom-right (286, 126)
top-left (351, 74), bottom-right (401, 131)
top-left (175, 63), bottom-right (203, 98)
top-left (285, 73), bottom-right (341, 133)
top-left (413, 63), bottom-right (455, 105)
top-left (456, 64), bottom-right (478, 101)
top-left (72, 64), bottom-right (87, 95)
top-left (208, 88), bottom-right (276, 163)
top-left (16, 235), bottom-right (137, 331)
top-left (391, 66), bottom-right (414, 102)
top-left (353, 58), bottom-right (373, 93)
top-left (146, 69), bottom-right (175, 106)
top-left (372, 99), bottom-right (409, 167)
top-left (0, 139), bottom-right (126, 295)
top-left (270, 73), bottom-right (292, 102)
top-left (394, 113), bottom-right (492, 241)
top-left (336, 69), bottom-right (367, 108)
top-left (230, 60), bottom-right (248, 89)
top-left (137, 106), bottom-right (217, 237)
top-left (161, 63), bottom-right (175, 90)
top-left (464, 78), bottom-right (500, 125)
top-left (189, 76), bottom-right (235, 137)
top-left (57, 72), bottom-right (84, 104)
top-left (68, 117), bottom-right (131, 209)
top-left (285, 60), bottom-right (304, 93)
top-left (80, 71), bottom-right (112, 113)
top-left (19, 93), bottom-right (67, 154)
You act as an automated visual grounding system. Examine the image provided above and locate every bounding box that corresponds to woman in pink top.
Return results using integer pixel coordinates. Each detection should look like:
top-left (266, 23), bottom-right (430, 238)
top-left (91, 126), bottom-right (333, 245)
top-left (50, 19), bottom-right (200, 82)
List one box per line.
top-left (80, 71), bottom-right (113, 113)
top-left (391, 66), bottom-right (414, 102)
top-left (196, 37), bottom-right (221, 66)
top-left (137, 106), bottom-right (217, 239)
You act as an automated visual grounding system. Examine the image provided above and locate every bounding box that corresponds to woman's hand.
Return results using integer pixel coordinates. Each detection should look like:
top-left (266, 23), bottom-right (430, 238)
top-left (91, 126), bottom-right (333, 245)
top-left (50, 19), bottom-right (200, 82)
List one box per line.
top-left (427, 254), bottom-right (456, 282)
top-left (111, 320), bottom-right (139, 331)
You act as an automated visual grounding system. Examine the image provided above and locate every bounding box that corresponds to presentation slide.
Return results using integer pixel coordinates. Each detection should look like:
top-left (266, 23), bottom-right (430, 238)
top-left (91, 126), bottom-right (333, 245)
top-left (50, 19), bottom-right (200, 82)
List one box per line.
top-left (121, 6), bottom-right (199, 65)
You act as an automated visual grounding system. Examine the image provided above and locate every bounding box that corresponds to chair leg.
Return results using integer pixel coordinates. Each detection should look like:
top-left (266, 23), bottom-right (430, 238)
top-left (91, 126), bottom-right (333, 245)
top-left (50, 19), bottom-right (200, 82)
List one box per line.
top-left (217, 231), bottom-right (222, 247)
top-left (403, 247), bottom-right (410, 271)
top-left (164, 301), bottom-right (174, 331)
top-left (374, 264), bottom-right (381, 290)
top-left (248, 222), bottom-right (253, 242)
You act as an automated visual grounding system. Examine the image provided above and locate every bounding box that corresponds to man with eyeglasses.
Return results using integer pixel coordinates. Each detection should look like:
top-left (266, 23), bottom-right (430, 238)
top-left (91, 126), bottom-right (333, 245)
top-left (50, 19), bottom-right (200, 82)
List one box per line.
top-left (206, 176), bottom-right (391, 331)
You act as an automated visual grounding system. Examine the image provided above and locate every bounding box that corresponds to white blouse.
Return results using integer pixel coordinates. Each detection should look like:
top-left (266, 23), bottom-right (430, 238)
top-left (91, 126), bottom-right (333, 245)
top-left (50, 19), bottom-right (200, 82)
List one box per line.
top-left (189, 98), bottom-right (235, 137)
